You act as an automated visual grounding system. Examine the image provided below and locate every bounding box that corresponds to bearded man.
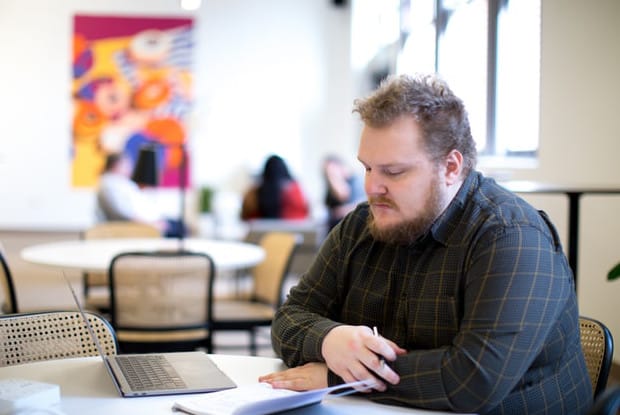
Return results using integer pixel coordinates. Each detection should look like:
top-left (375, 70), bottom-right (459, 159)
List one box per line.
top-left (259, 74), bottom-right (592, 415)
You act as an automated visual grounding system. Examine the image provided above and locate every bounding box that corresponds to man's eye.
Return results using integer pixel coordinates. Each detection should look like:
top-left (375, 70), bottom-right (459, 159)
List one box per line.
top-left (385, 170), bottom-right (403, 176)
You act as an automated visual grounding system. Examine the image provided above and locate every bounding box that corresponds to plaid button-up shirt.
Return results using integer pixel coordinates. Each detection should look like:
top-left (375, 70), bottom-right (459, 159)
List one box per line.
top-left (272, 171), bottom-right (592, 414)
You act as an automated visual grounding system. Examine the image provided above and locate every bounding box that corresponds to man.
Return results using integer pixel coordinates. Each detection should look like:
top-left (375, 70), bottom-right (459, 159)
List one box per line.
top-left (259, 74), bottom-right (592, 414)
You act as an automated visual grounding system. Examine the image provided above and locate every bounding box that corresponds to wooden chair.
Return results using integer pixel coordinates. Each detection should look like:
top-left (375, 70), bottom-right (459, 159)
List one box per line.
top-left (213, 232), bottom-right (302, 355)
top-left (580, 316), bottom-right (614, 399)
top-left (108, 250), bottom-right (216, 354)
top-left (0, 246), bottom-right (18, 314)
top-left (82, 221), bottom-right (161, 312)
top-left (0, 311), bottom-right (117, 367)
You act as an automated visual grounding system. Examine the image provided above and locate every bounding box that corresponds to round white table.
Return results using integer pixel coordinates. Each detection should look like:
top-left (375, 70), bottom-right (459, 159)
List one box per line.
top-left (20, 238), bottom-right (265, 273)
top-left (0, 354), bottom-right (448, 414)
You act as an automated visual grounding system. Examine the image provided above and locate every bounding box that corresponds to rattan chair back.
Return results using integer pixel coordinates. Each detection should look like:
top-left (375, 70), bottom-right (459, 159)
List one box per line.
top-left (0, 311), bottom-right (117, 367)
top-left (212, 231), bottom-right (302, 355)
top-left (84, 221), bottom-right (161, 239)
top-left (82, 221), bottom-right (161, 311)
top-left (109, 250), bottom-right (216, 353)
top-left (252, 232), bottom-right (303, 306)
top-left (580, 316), bottom-right (614, 398)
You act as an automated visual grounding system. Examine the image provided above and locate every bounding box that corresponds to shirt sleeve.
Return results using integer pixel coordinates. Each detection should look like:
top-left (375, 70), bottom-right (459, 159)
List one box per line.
top-left (271, 228), bottom-right (345, 364)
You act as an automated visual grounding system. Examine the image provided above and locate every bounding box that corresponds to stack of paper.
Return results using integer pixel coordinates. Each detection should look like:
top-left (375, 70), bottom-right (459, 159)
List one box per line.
top-left (172, 380), bottom-right (373, 415)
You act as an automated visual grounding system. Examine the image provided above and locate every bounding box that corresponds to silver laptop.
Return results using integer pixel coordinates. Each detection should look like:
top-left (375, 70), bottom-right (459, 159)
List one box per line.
top-left (64, 274), bottom-right (237, 397)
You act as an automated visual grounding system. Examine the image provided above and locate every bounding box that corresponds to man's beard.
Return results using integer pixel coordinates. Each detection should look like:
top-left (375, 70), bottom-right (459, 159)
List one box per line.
top-left (368, 177), bottom-right (444, 244)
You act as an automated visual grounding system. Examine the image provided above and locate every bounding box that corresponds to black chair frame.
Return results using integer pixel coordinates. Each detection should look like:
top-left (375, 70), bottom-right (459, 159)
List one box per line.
top-left (0, 250), bottom-right (18, 313)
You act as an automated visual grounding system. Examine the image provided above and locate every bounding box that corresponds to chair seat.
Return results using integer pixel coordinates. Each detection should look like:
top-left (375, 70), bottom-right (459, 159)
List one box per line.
top-left (214, 300), bottom-right (275, 322)
top-left (84, 286), bottom-right (110, 311)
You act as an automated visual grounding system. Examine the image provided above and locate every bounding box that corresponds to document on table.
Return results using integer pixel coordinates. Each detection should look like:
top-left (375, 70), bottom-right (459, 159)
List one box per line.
top-left (171, 380), bottom-right (374, 415)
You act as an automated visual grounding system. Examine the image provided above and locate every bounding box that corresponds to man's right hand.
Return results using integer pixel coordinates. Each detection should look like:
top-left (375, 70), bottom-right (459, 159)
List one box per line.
top-left (321, 325), bottom-right (404, 391)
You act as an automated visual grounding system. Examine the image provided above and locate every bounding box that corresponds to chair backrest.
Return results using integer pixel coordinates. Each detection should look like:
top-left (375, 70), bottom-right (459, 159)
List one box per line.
top-left (0, 311), bottom-right (117, 367)
top-left (252, 232), bottom-right (302, 307)
top-left (580, 316), bottom-right (614, 398)
top-left (0, 247), bottom-right (18, 314)
top-left (83, 221), bottom-right (161, 239)
top-left (82, 221), bottom-right (161, 293)
top-left (109, 251), bottom-right (215, 335)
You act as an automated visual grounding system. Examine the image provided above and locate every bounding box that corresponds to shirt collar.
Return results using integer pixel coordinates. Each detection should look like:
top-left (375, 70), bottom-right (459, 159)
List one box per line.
top-left (425, 170), bottom-right (480, 246)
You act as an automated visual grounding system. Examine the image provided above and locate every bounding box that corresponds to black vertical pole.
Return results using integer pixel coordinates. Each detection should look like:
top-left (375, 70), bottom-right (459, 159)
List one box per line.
top-left (178, 144), bottom-right (186, 250)
top-left (566, 192), bottom-right (581, 290)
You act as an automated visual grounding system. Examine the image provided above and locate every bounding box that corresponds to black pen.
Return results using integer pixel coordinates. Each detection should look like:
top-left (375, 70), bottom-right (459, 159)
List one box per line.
top-left (373, 326), bottom-right (385, 368)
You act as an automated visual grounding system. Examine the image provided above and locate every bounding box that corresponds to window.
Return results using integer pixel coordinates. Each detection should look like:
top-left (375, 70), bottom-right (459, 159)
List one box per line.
top-left (397, 0), bottom-right (541, 162)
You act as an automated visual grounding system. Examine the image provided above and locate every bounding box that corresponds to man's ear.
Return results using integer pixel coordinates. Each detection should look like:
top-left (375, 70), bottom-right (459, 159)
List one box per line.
top-left (444, 150), bottom-right (463, 185)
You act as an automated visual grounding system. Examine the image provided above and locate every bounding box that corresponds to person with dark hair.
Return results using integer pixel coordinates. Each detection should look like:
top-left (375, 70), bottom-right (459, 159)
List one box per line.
top-left (241, 155), bottom-right (309, 220)
top-left (259, 74), bottom-right (592, 414)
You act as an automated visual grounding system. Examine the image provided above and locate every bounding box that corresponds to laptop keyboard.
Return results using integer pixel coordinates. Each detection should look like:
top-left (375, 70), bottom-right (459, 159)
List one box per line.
top-left (115, 355), bottom-right (187, 391)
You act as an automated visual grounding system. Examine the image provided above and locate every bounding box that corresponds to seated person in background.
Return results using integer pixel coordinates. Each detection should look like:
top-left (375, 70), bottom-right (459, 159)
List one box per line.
top-left (241, 154), bottom-right (309, 220)
top-left (96, 153), bottom-right (185, 237)
top-left (259, 74), bottom-right (592, 414)
top-left (323, 154), bottom-right (365, 231)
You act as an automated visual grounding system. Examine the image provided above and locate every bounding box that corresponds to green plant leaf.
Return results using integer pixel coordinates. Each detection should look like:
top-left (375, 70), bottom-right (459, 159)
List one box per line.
top-left (199, 187), bottom-right (213, 213)
top-left (607, 262), bottom-right (620, 281)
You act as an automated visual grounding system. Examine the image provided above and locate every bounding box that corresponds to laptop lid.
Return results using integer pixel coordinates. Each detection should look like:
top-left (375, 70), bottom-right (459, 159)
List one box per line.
top-left (63, 272), bottom-right (237, 397)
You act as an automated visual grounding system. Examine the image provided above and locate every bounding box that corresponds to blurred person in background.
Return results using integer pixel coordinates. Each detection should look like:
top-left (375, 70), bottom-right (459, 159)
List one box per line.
top-left (241, 154), bottom-right (309, 220)
top-left (96, 153), bottom-right (184, 237)
top-left (323, 154), bottom-right (365, 231)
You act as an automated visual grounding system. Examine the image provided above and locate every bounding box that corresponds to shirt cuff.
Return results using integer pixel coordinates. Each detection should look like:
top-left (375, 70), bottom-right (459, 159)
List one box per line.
top-left (327, 369), bottom-right (344, 387)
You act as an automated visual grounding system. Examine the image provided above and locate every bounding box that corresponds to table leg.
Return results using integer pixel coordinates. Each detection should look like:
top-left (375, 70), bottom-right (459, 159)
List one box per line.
top-left (566, 192), bottom-right (582, 289)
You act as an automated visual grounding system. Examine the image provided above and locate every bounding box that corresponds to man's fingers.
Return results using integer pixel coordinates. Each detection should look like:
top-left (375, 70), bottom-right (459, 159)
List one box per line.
top-left (369, 332), bottom-right (399, 362)
top-left (345, 365), bottom-right (387, 392)
top-left (370, 359), bottom-right (400, 385)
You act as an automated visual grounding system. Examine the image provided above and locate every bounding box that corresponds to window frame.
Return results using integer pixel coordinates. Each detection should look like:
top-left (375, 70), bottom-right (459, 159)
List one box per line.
top-left (407, 0), bottom-right (540, 161)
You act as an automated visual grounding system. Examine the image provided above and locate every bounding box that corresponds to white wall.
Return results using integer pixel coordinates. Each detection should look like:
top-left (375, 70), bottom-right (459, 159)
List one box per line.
top-left (192, 0), bottom-right (354, 214)
top-left (0, 0), bottom-right (353, 230)
top-left (501, 0), bottom-right (620, 362)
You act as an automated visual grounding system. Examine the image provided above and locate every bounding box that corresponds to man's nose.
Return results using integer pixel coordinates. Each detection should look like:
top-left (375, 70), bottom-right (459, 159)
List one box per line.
top-left (365, 172), bottom-right (387, 195)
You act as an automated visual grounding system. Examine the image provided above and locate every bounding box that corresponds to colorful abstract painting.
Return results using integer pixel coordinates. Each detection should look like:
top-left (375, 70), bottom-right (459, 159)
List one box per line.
top-left (72, 15), bottom-right (193, 188)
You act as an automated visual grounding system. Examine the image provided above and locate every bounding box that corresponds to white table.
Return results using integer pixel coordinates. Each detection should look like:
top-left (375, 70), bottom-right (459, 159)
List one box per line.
top-left (0, 354), bottom-right (454, 414)
top-left (20, 238), bottom-right (265, 273)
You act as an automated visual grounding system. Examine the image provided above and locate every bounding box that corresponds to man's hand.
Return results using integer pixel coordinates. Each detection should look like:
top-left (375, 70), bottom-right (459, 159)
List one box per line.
top-left (321, 325), bottom-right (405, 391)
top-left (259, 362), bottom-right (328, 391)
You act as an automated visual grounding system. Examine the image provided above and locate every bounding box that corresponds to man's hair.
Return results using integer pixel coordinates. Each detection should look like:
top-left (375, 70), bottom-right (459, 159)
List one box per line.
top-left (353, 73), bottom-right (477, 176)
